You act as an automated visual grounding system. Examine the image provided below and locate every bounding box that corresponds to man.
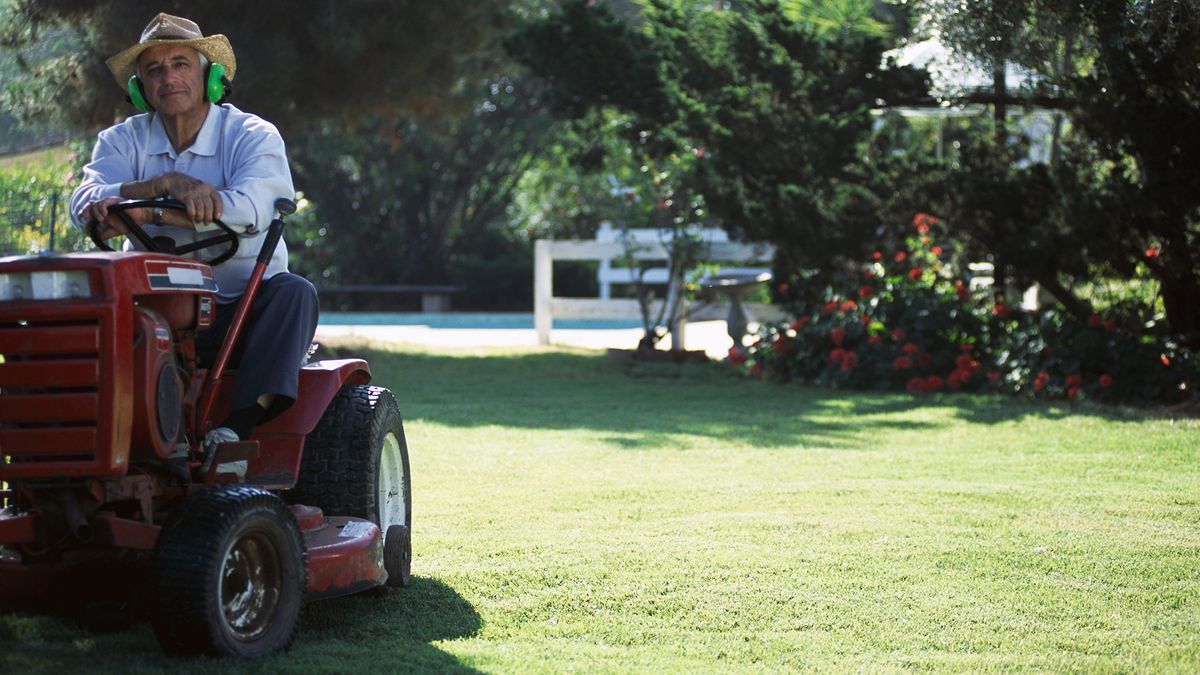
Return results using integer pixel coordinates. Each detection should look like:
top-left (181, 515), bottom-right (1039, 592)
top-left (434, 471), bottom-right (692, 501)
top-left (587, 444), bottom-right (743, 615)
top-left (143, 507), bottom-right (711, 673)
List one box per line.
top-left (71, 13), bottom-right (318, 466)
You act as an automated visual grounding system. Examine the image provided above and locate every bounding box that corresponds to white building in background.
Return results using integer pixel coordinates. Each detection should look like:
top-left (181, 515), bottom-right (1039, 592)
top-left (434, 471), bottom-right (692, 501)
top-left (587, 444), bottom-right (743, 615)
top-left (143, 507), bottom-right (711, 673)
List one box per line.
top-left (882, 37), bottom-right (1061, 165)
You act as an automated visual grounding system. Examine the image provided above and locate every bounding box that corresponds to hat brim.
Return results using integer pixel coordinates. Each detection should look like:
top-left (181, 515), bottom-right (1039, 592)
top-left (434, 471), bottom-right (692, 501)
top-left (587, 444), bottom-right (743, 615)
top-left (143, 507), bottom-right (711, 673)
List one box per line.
top-left (106, 34), bottom-right (236, 89)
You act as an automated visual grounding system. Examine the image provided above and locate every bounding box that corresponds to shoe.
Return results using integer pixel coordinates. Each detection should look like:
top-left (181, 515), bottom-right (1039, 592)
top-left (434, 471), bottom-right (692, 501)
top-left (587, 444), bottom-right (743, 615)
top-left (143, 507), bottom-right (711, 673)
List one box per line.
top-left (203, 426), bottom-right (247, 481)
top-left (204, 426), bottom-right (240, 452)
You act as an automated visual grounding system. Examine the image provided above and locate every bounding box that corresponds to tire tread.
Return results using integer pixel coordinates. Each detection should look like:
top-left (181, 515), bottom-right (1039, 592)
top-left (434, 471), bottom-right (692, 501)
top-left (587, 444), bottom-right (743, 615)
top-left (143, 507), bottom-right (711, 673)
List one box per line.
top-left (152, 486), bottom-right (306, 657)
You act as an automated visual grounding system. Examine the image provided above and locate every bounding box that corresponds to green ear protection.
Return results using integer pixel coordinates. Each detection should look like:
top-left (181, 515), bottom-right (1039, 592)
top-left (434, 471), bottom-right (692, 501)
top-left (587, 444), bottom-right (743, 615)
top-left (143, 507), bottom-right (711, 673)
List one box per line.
top-left (127, 62), bottom-right (229, 113)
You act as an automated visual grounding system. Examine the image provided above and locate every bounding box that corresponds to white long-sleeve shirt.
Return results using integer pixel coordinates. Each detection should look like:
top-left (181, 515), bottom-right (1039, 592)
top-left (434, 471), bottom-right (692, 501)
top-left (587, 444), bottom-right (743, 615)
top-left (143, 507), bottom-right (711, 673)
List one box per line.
top-left (71, 103), bottom-right (295, 303)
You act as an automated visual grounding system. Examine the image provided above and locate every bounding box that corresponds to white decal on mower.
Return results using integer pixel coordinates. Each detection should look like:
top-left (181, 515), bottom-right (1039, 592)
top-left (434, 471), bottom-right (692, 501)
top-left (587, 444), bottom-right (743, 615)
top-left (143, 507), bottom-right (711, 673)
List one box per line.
top-left (338, 521), bottom-right (375, 539)
top-left (166, 266), bottom-right (205, 286)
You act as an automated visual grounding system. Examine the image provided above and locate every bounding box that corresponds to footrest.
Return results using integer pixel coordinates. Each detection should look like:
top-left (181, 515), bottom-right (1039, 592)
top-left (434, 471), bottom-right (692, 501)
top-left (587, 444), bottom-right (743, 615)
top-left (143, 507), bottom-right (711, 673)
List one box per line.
top-left (202, 440), bottom-right (260, 482)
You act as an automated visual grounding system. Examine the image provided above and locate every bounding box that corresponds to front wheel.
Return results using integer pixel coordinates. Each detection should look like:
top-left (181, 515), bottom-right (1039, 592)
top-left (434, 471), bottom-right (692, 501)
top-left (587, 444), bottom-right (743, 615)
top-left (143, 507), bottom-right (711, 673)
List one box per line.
top-left (152, 486), bottom-right (306, 657)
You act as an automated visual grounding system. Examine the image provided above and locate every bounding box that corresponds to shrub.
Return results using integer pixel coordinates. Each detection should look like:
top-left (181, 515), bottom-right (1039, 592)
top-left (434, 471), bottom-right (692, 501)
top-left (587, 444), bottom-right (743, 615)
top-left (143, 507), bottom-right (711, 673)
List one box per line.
top-left (0, 145), bottom-right (89, 255)
top-left (735, 214), bottom-right (1199, 404)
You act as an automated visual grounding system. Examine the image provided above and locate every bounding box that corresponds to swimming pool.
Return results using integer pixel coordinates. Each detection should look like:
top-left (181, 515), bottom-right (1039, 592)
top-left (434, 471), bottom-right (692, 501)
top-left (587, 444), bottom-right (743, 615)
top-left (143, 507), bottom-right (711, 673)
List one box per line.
top-left (318, 312), bottom-right (645, 331)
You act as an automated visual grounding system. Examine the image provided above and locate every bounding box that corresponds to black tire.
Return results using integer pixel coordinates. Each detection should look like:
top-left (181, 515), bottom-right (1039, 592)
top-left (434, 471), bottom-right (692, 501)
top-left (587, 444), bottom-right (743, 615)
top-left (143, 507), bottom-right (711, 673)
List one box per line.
top-left (292, 385), bottom-right (412, 546)
top-left (383, 524), bottom-right (412, 588)
top-left (152, 486), bottom-right (306, 657)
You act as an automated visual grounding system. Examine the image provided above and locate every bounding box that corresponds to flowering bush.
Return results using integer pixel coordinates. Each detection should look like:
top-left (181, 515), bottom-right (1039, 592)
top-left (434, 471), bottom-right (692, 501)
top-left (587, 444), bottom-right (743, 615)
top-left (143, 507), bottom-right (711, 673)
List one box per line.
top-left (732, 214), bottom-right (1199, 404)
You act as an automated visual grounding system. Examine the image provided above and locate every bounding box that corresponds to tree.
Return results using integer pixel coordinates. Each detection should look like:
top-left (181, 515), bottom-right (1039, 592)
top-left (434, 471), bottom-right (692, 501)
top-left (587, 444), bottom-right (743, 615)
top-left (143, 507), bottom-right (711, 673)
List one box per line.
top-left (510, 0), bottom-right (925, 273)
top-left (926, 0), bottom-right (1200, 344)
top-left (0, 0), bottom-right (517, 136)
top-left (286, 76), bottom-right (553, 309)
top-left (2, 1), bottom-right (559, 310)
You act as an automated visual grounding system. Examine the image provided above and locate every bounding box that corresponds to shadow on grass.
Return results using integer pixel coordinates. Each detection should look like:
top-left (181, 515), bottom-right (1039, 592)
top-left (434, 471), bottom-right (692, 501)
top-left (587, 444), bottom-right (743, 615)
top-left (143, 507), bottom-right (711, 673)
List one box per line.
top-left (321, 344), bottom-right (1160, 449)
top-left (295, 576), bottom-right (483, 672)
top-left (0, 577), bottom-right (480, 673)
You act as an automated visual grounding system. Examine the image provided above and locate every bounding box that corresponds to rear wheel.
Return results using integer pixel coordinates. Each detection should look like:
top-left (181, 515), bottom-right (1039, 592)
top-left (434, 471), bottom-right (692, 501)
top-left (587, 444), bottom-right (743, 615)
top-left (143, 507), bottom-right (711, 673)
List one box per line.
top-left (152, 486), bottom-right (306, 657)
top-left (292, 385), bottom-right (411, 585)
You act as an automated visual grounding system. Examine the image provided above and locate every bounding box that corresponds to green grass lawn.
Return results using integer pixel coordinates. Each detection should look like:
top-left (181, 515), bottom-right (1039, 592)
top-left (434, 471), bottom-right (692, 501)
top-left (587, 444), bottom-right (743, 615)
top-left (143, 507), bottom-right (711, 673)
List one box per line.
top-left (2, 342), bottom-right (1198, 673)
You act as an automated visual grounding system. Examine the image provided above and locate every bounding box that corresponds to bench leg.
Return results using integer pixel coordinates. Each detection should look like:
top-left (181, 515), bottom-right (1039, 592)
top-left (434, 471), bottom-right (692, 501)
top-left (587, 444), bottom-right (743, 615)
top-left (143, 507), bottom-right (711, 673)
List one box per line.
top-left (421, 292), bottom-right (452, 313)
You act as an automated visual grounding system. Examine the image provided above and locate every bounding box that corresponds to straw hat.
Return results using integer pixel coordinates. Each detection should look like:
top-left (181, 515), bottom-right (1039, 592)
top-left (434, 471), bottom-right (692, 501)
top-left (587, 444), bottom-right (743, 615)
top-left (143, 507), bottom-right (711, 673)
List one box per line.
top-left (105, 13), bottom-right (237, 89)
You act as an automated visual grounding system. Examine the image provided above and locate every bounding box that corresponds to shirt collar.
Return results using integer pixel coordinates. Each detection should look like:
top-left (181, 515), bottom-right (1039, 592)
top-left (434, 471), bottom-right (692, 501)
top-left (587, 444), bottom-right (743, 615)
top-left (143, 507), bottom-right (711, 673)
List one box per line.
top-left (148, 103), bottom-right (220, 158)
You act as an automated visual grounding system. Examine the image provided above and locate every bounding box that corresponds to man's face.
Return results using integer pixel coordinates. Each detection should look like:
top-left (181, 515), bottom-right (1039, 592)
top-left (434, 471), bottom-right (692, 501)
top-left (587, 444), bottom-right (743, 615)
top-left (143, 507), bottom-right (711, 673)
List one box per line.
top-left (136, 44), bottom-right (205, 117)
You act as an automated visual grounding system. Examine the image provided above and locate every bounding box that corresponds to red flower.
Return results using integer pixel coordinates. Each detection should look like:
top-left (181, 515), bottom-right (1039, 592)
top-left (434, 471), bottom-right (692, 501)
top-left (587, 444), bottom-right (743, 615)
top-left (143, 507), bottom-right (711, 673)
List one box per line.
top-left (1067, 385), bottom-right (1080, 400)
top-left (1033, 371), bottom-right (1050, 392)
top-left (861, 314), bottom-right (872, 327)
top-left (930, 246), bottom-right (943, 256)
top-left (925, 375), bottom-right (944, 391)
top-left (894, 251), bottom-right (907, 263)
top-left (867, 334), bottom-right (882, 346)
top-left (949, 368), bottom-right (975, 389)
top-left (693, 147), bottom-right (706, 158)
top-left (947, 371), bottom-right (965, 390)
top-left (906, 377), bottom-right (925, 393)
top-left (902, 342), bottom-right (919, 355)
top-left (988, 371), bottom-right (1002, 385)
top-left (1145, 246), bottom-right (1160, 259)
top-left (863, 270), bottom-right (874, 281)
top-left (789, 316), bottom-right (811, 332)
top-left (912, 212), bottom-right (938, 228)
top-left (750, 363), bottom-right (764, 379)
top-left (871, 251), bottom-right (883, 262)
top-left (858, 285), bottom-right (874, 299)
top-left (1065, 374), bottom-right (1083, 388)
top-left (820, 301), bottom-right (839, 316)
top-left (920, 236), bottom-right (931, 245)
top-left (1162, 354), bottom-right (1172, 367)
top-left (1099, 373), bottom-right (1114, 387)
top-left (1088, 313), bottom-right (1103, 327)
top-left (908, 268), bottom-right (923, 280)
top-left (955, 280), bottom-right (970, 301)
top-left (956, 354), bottom-right (974, 370)
top-left (993, 303), bottom-right (1011, 319)
top-left (912, 213), bottom-right (937, 234)
top-left (891, 328), bottom-right (907, 341)
top-left (840, 351), bottom-right (858, 371)
top-left (830, 327), bottom-right (846, 347)
top-left (727, 347), bottom-right (746, 366)
top-left (840, 299), bottom-right (858, 313)
top-left (777, 282), bottom-right (790, 295)
top-left (959, 343), bottom-right (973, 353)
top-left (893, 356), bottom-right (913, 370)
top-left (1104, 320), bottom-right (1117, 332)
top-left (828, 348), bottom-right (846, 364)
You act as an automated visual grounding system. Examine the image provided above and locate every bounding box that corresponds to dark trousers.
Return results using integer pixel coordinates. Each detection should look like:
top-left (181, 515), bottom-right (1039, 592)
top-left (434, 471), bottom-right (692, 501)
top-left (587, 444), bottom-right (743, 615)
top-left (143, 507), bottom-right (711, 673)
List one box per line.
top-left (196, 273), bottom-right (319, 419)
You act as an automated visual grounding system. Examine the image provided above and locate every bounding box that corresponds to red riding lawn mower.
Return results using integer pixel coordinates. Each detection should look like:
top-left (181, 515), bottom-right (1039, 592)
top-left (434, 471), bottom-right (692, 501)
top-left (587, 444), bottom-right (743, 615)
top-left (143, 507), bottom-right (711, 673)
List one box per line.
top-left (0, 198), bottom-right (412, 657)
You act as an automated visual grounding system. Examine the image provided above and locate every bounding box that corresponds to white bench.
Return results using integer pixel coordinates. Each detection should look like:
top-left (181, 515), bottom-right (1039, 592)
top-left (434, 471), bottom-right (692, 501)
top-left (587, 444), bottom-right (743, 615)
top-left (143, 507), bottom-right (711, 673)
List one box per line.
top-left (534, 222), bottom-right (775, 348)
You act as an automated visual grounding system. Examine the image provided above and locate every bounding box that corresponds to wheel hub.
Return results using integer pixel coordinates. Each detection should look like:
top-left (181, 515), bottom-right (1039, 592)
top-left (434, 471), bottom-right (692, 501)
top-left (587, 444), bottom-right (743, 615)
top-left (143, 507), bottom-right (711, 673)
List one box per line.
top-left (378, 431), bottom-right (408, 530)
top-left (222, 531), bottom-right (282, 641)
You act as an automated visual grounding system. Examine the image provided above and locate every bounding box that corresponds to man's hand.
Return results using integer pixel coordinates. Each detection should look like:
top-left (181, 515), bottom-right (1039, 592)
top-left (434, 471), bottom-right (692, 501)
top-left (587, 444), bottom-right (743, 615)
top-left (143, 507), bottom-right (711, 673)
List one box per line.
top-left (80, 196), bottom-right (137, 240)
top-left (158, 172), bottom-right (223, 224)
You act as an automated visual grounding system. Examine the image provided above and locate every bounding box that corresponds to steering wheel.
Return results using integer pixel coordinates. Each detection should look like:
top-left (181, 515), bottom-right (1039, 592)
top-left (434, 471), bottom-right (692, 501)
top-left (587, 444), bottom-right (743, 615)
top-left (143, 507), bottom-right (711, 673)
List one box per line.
top-left (89, 198), bottom-right (240, 266)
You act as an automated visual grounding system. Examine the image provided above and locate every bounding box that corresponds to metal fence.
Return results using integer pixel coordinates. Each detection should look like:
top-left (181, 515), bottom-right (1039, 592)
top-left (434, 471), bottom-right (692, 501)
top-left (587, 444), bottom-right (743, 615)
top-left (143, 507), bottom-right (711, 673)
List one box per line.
top-left (0, 190), bottom-right (89, 256)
